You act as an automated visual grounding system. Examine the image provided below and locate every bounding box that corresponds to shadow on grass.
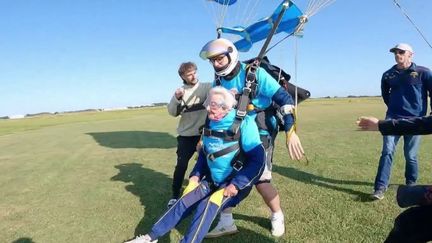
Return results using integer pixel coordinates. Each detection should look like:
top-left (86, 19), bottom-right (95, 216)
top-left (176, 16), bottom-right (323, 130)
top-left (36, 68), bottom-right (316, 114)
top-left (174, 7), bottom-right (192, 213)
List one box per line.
top-left (112, 163), bottom-right (274, 242)
top-left (111, 163), bottom-right (173, 242)
top-left (205, 226), bottom-right (275, 243)
top-left (232, 213), bottom-right (270, 232)
top-left (87, 131), bottom-right (176, 149)
top-left (12, 238), bottom-right (35, 243)
top-left (273, 165), bottom-right (375, 202)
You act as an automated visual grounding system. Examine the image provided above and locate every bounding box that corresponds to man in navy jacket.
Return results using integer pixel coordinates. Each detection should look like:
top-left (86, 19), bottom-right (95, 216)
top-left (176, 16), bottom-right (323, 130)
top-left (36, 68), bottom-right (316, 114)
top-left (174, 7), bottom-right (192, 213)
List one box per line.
top-left (372, 43), bottom-right (432, 200)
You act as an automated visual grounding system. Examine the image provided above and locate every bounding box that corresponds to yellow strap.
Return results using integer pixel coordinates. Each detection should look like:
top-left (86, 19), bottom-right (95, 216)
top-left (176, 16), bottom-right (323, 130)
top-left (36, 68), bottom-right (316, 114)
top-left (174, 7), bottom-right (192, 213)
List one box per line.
top-left (286, 107), bottom-right (297, 139)
top-left (287, 123), bottom-right (296, 139)
top-left (209, 188), bottom-right (225, 207)
top-left (181, 180), bottom-right (199, 197)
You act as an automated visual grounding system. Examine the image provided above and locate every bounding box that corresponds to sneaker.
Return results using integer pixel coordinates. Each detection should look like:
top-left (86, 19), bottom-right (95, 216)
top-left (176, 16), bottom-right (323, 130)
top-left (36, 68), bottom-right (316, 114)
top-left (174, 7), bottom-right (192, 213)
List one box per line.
top-left (167, 198), bottom-right (177, 209)
top-left (271, 215), bottom-right (285, 237)
top-left (124, 234), bottom-right (158, 243)
top-left (406, 181), bottom-right (416, 187)
top-left (205, 221), bottom-right (239, 238)
top-left (372, 189), bottom-right (385, 200)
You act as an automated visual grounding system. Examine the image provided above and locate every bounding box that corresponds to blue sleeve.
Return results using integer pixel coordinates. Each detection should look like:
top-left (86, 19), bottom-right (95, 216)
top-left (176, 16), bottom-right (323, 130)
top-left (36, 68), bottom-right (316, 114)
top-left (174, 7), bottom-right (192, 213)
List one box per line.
top-left (189, 149), bottom-right (209, 179)
top-left (256, 67), bottom-right (281, 98)
top-left (272, 87), bottom-right (295, 132)
top-left (424, 69), bottom-right (432, 113)
top-left (230, 144), bottom-right (265, 190)
top-left (240, 116), bottom-right (262, 152)
top-left (379, 116), bottom-right (432, 135)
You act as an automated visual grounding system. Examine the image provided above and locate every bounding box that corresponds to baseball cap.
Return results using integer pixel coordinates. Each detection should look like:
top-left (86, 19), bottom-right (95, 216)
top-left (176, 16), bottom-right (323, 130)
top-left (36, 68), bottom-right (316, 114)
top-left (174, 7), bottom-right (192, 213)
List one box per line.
top-left (389, 43), bottom-right (413, 53)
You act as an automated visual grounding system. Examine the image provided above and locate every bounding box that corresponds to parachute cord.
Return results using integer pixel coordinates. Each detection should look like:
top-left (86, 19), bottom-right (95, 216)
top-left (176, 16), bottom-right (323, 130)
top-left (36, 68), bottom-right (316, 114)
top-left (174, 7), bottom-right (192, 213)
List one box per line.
top-left (202, 0), bottom-right (220, 29)
top-left (242, 0), bottom-right (262, 28)
top-left (265, 32), bottom-right (295, 55)
top-left (294, 37), bottom-right (298, 118)
top-left (393, 0), bottom-right (432, 50)
top-left (265, 0), bottom-right (335, 55)
top-left (305, 0), bottom-right (335, 18)
top-left (217, 0), bottom-right (230, 28)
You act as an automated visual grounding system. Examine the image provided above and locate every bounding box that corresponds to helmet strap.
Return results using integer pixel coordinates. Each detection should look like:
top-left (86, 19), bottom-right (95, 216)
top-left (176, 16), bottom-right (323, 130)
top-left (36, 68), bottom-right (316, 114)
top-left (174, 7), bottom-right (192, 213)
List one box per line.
top-left (224, 62), bottom-right (241, 80)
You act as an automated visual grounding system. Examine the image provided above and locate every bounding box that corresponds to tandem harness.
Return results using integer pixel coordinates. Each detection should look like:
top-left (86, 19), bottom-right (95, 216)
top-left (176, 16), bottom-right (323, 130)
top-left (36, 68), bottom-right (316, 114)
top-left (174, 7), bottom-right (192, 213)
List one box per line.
top-left (214, 59), bottom-right (273, 149)
top-left (201, 118), bottom-right (245, 172)
top-left (201, 61), bottom-right (271, 174)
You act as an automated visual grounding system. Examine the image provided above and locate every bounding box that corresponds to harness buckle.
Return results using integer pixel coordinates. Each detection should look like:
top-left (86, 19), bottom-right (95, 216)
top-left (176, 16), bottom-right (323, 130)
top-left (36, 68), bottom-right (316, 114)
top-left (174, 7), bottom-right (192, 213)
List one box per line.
top-left (236, 109), bottom-right (247, 117)
top-left (232, 160), bottom-right (244, 172)
top-left (243, 85), bottom-right (252, 94)
top-left (207, 153), bottom-right (215, 161)
top-left (202, 128), bottom-right (211, 136)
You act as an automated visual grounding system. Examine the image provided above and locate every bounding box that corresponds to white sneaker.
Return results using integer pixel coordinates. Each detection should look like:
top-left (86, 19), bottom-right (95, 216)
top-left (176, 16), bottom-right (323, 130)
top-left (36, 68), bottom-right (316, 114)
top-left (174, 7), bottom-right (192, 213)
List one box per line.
top-left (167, 198), bottom-right (177, 208)
top-left (205, 221), bottom-right (239, 238)
top-left (271, 215), bottom-right (285, 237)
top-left (124, 234), bottom-right (158, 243)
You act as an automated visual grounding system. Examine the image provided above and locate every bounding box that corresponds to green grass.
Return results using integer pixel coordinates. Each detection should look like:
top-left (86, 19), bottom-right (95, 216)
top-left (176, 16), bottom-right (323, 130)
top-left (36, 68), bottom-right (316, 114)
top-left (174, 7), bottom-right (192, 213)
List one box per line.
top-left (1, 98), bottom-right (431, 243)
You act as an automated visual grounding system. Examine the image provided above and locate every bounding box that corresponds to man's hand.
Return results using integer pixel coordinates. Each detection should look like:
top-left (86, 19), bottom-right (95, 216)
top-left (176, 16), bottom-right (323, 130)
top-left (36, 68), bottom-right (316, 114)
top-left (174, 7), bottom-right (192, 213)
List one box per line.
top-left (286, 130), bottom-right (304, 160)
top-left (356, 116), bottom-right (379, 131)
top-left (223, 184), bottom-right (238, 197)
top-left (182, 176), bottom-right (200, 197)
top-left (175, 87), bottom-right (185, 100)
top-left (196, 140), bottom-right (203, 152)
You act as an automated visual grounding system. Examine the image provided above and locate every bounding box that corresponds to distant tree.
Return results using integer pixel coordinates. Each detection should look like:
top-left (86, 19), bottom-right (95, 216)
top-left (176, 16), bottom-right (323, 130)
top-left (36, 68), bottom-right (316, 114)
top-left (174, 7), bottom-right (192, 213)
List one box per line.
top-left (152, 102), bottom-right (168, 107)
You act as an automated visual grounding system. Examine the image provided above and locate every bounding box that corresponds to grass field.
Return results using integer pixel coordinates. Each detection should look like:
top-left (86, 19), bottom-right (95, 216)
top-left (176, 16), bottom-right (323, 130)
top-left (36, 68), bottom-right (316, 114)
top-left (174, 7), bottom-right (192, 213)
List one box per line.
top-left (1, 98), bottom-right (431, 243)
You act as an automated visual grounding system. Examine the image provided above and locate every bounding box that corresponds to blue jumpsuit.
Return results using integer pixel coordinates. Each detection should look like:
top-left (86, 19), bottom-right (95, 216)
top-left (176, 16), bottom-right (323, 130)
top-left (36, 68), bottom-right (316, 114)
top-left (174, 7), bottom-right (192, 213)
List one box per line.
top-left (214, 62), bottom-right (295, 133)
top-left (215, 62), bottom-right (297, 182)
top-left (146, 110), bottom-right (265, 243)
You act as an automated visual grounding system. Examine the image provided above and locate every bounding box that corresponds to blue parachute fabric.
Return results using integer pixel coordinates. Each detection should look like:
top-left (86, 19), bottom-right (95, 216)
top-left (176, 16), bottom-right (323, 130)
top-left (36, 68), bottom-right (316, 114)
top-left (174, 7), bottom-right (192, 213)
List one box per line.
top-left (210, 0), bottom-right (237, 6)
top-left (218, 1), bottom-right (303, 52)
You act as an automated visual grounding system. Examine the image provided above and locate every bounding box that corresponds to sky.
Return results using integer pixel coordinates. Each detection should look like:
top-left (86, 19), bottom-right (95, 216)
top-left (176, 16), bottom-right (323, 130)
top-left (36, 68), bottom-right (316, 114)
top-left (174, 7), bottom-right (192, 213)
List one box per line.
top-left (1, 0), bottom-right (432, 117)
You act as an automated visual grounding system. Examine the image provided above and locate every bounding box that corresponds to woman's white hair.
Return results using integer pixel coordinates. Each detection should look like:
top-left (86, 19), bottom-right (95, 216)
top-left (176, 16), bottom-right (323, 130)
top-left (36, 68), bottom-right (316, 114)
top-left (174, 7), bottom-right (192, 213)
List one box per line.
top-left (206, 86), bottom-right (237, 110)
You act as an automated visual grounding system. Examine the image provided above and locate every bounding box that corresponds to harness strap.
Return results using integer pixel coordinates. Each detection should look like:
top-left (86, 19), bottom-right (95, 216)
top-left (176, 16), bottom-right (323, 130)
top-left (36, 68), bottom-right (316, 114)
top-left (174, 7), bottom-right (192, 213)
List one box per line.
top-left (202, 127), bottom-right (240, 141)
top-left (206, 143), bottom-right (240, 161)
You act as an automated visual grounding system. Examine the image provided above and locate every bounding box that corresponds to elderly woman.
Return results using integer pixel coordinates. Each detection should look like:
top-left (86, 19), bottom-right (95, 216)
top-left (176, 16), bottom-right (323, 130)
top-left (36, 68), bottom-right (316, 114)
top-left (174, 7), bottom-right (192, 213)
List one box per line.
top-left (125, 86), bottom-right (265, 243)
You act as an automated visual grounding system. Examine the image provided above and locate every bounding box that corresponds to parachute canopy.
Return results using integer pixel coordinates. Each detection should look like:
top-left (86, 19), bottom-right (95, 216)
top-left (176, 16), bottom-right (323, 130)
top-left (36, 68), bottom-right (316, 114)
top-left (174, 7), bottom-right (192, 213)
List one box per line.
top-left (218, 1), bottom-right (303, 52)
top-left (204, 0), bottom-right (335, 52)
top-left (209, 0), bottom-right (237, 6)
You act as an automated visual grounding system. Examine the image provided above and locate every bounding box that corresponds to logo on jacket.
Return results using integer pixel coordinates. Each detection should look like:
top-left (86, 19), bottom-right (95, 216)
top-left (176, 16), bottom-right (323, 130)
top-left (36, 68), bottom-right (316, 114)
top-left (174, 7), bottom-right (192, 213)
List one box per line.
top-left (384, 72), bottom-right (396, 80)
top-left (410, 71), bottom-right (419, 79)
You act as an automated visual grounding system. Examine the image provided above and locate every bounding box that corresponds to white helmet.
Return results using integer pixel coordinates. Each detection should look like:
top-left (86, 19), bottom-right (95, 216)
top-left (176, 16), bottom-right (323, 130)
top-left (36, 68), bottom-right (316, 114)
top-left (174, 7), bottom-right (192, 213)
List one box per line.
top-left (200, 38), bottom-right (239, 76)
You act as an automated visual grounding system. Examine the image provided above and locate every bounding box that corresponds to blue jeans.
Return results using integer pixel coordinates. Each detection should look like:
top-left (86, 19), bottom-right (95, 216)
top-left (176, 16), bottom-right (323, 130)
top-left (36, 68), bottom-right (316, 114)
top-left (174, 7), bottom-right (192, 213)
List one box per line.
top-left (374, 133), bottom-right (421, 191)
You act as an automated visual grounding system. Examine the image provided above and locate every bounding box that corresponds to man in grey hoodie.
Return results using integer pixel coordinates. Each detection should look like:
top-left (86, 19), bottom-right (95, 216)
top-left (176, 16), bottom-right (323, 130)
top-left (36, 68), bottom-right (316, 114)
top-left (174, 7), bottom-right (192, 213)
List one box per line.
top-left (166, 62), bottom-right (212, 208)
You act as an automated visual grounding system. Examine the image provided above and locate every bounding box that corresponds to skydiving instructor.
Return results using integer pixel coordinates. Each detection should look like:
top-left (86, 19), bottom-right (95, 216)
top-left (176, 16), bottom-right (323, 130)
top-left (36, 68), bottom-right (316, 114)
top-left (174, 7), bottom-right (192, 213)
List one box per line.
top-left (371, 43), bottom-right (432, 200)
top-left (199, 38), bottom-right (305, 237)
top-left (166, 62), bottom-right (212, 208)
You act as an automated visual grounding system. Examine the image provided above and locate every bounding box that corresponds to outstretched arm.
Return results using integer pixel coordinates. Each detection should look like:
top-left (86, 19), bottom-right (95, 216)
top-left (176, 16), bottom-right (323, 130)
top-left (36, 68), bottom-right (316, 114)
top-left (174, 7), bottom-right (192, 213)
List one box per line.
top-left (272, 87), bottom-right (304, 160)
top-left (357, 116), bottom-right (432, 135)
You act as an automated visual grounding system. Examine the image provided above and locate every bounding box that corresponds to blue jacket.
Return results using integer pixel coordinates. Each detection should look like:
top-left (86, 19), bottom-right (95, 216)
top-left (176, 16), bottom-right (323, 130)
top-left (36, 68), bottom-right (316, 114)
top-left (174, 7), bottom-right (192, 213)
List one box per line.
top-left (214, 62), bottom-right (295, 132)
top-left (190, 110), bottom-right (265, 190)
top-left (379, 116), bottom-right (432, 136)
top-left (381, 63), bottom-right (432, 119)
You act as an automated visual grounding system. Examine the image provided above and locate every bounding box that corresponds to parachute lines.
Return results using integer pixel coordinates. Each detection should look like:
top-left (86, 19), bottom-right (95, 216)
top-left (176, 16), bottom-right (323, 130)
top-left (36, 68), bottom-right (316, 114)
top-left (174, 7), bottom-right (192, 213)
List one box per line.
top-left (393, 0), bottom-right (432, 50)
top-left (305, 0), bottom-right (335, 18)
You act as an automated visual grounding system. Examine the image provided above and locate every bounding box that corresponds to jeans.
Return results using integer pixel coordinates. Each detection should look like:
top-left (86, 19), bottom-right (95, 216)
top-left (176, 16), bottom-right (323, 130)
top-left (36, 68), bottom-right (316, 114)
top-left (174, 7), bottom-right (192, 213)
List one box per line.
top-left (374, 133), bottom-right (421, 191)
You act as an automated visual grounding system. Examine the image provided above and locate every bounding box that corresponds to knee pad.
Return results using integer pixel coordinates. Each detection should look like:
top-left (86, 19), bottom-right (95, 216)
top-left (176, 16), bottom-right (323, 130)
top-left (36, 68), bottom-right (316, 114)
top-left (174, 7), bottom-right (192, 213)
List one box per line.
top-left (209, 188), bottom-right (225, 207)
top-left (181, 180), bottom-right (200, 197)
